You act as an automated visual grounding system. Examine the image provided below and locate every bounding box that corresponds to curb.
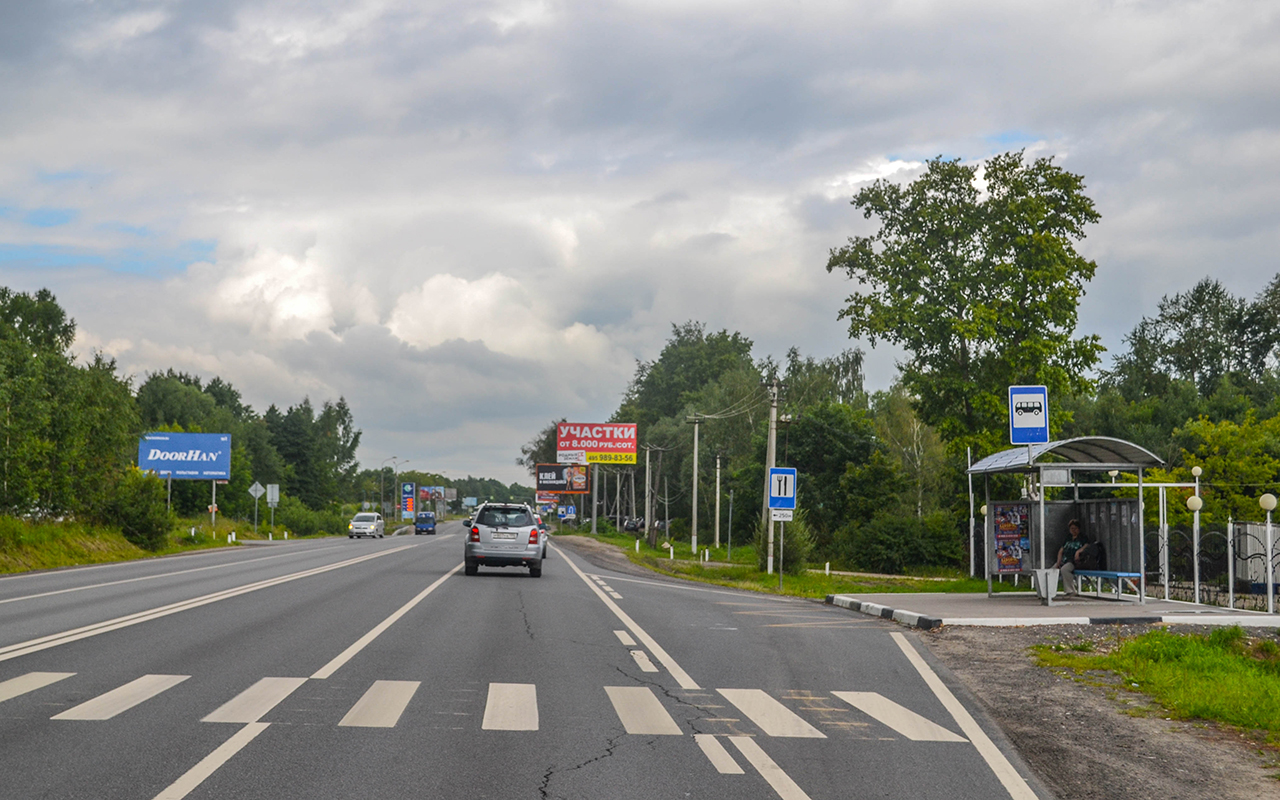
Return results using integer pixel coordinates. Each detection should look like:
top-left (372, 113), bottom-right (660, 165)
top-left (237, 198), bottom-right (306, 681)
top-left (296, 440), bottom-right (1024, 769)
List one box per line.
top-left (825, 594), bottom-right (943, 630)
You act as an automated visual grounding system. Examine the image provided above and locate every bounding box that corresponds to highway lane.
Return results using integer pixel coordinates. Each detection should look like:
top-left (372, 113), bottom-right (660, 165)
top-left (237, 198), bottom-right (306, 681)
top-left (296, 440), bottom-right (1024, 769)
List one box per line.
top-left (0, 528), bottom-right (1048, 799)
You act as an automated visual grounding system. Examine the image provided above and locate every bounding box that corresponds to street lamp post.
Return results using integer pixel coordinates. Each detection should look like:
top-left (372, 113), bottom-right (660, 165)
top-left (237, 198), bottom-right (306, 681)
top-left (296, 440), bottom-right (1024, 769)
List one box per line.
top-left (380, 456), bottom-right (398, 520)
top-left (1188, 466), bottom-right (1203, 603)
top-left (1261, 492), bottom-right (1277, 614)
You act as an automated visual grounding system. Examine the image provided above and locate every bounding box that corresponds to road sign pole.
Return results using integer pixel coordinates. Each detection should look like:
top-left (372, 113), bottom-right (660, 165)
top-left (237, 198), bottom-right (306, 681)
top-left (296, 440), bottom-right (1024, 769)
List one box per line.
top-left (254, 496), bottom-right (259, 535)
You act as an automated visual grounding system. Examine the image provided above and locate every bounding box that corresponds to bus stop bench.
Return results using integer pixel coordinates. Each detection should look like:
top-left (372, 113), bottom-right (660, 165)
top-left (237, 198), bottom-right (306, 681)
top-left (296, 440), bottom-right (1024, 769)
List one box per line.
top-left (1074, 570), bottom-right (1144, 604)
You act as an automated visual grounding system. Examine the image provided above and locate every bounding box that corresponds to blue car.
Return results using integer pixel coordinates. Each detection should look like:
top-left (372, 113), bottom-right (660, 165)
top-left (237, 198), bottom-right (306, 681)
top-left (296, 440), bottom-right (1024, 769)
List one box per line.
top-left (414, 511), bottom-right (437, 535)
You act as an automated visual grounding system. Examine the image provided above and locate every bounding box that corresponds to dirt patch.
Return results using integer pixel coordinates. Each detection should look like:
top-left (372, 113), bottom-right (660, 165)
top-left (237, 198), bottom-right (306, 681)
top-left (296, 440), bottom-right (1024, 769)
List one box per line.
top-left (551, 534), bottom-right (674, 580)
top-left (922, 625), bottom-right (1280, 799)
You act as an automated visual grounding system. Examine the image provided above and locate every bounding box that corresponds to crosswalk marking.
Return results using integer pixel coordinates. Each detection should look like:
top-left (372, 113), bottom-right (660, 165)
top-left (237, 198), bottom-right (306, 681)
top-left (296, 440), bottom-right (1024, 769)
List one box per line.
top-left (605, 686), bottom-right (682, 735)
top-left (629, 650), bottom-right (659, 672)
top-left (0, 671), bottom-right (75, 703)
top-left (729, 736), bottom-right (813, 800)
top-left (340, 680), bottom-right (420, 728)
top-left (717, 689), bottom-right (826, 738)
top-left (202, 677), bottom-right (308, 723)
top-left (614, 630), bottom-right (636, 646)
top-left (482, 683), bottom-right (538, 731)
top-left (832, 691), bottom-right (966, 742)
top-left (695, 734), bottom-right (744, 774)
top-left (53, 674), bottom-right (189, 721)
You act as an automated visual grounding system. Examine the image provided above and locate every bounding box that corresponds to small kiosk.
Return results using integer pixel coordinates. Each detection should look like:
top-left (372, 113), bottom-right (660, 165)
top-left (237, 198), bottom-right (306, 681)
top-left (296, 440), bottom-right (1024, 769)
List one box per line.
top-left (968, 437), bottom-right (1164, 603)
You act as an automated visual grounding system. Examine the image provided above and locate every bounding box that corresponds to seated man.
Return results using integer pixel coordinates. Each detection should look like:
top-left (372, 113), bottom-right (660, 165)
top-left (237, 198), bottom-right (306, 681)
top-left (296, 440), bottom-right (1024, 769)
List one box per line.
top-left (1053, 519), bottom-right (1092, 595)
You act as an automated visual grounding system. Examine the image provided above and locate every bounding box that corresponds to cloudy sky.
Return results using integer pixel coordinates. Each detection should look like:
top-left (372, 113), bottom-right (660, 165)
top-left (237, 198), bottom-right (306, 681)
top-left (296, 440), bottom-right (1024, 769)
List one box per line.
top-left (1, 0), bottom-right (1277, 484)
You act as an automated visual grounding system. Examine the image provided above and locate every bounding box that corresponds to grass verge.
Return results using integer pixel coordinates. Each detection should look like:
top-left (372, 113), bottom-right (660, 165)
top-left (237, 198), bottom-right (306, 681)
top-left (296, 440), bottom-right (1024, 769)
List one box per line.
top-left (1034, 626), bottom-right (1280, 743)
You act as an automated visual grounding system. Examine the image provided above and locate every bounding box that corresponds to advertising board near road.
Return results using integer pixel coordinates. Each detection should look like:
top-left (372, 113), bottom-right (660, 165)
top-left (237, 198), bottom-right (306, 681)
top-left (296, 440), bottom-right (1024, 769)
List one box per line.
top-left (401, 481), bottom-right (415, 519)
top-left (536, 491), bottom-right (557, 504)
top-left (991, 502), bottom-right (1031, 574)
top-left (556, 423), bottom-right (637, 464)
top-left (536, 463), bottom-right (590, 494)
top-left (137, 433), bottom-right (232, 480)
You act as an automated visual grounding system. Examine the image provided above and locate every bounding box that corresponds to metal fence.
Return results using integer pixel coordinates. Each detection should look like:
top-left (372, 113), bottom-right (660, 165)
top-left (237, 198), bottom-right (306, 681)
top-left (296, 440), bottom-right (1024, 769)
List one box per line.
top-left (1144, 520), bottom-right (1279, 612)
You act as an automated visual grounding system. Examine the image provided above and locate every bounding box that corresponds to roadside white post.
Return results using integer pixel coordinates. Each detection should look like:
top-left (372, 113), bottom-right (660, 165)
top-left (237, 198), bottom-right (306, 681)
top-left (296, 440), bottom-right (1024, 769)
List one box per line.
top-left (1190, 466), bottom-right (1202, 603)
top-left (714, 454), bottom-right (722, 550)
top-left (1228, 514), bottom-right (1235, 610)
top-left (1159, 485), bottom-right (1169, 601)
top-left (1261, 493), bottom-right (1277, 614)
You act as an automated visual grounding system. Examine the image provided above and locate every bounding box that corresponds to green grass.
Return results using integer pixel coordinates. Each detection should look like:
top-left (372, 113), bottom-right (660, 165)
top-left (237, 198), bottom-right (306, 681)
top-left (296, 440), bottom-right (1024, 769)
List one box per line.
top-left (1035, 627), bottom-right (1280, 741)
top-left (559, 528), bottom-right (1015, 598)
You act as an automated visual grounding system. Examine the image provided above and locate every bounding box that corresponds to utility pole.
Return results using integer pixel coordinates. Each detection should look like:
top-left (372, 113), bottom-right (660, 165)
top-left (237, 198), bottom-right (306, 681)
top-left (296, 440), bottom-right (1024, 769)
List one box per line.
top-left (687, 414), bottom-right (701, 553)
top-left (591, 463), bottom-right (598, 535)
top-left (762, 378), bottom-right (779, 574)
top-left (615, 469), bottom-right (622, 530)
top-left (714, 453), bottom-right (722, 549)
top-left (644, 446), bottom-right (652, 545)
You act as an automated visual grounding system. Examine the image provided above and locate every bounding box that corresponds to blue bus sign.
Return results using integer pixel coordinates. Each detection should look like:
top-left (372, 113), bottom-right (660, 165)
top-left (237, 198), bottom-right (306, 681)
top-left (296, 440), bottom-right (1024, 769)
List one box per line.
top-left (1009, 385), bottom-right (1049, 445)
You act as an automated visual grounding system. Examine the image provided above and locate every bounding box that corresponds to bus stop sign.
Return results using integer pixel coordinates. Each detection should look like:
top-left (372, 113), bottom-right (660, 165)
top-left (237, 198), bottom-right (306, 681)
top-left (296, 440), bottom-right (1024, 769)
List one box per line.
top-left (1009, 385), bottom-right (1049, 445)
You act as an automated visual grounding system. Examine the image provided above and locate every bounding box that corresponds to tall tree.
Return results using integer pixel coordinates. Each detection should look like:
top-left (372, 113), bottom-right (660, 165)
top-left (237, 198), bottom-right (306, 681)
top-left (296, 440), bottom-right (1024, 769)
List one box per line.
top-left (826, 151), bottom-right (1104, 457)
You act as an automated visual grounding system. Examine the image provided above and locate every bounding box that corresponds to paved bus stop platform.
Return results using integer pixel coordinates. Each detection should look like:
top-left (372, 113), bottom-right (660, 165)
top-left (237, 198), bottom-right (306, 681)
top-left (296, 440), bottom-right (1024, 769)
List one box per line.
top-left (825, 591), bottom-right (1280, 630)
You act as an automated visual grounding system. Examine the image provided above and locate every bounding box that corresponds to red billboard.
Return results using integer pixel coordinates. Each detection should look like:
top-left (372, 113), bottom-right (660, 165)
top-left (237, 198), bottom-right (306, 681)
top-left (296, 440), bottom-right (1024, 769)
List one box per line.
top-left (556, 423), bottom-right (637, 464)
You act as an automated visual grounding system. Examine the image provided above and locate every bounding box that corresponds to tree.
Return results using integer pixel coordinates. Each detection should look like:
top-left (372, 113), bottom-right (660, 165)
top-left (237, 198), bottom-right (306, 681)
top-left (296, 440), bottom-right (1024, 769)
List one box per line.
top-left (517, 419), bottom-right (564, 478)
top-left (826, 151), bottom-right (1104, 457)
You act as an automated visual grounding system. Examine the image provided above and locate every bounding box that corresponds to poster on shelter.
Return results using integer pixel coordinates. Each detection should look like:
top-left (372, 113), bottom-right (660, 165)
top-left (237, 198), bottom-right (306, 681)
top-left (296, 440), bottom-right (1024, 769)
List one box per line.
top-left (991, 502), bottom-right (1031, 573)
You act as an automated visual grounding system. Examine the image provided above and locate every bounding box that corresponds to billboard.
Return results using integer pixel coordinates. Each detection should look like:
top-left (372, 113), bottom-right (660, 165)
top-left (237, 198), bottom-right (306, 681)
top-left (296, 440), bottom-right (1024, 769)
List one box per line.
top-left (138, 433), bottom-right (231, 480)
top-left (537, 463), bottom-right (589, 494)
top-left (401, 482), bottom-right (415, 519)
top-left (556, 423), bottom-right (637, 464)
top-left (419, 485), bottom-right (445, 503)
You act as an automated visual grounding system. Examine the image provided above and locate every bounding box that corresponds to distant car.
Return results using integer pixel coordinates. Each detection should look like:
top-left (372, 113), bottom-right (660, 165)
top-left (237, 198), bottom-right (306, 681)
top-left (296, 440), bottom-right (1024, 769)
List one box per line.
top-left (414, 511), bottom-right (437, 535)
top-left (464, 502), bottom-right (544, 577)
top-left (349, 512), bottom-right (384, 538)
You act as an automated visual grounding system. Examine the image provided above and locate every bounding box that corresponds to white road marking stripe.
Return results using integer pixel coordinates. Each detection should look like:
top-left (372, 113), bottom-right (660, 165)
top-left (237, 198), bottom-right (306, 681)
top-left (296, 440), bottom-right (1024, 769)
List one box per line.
top-left (151, 722), bottom-right (269, 800)
top-left (695, 734), bottom-right (744, 774)
top-left (729, 736), bottom-right (813, 800)
top-left (202, 677), bottom-right (308, 723)
top-left (0, 548), bottom-right (339, 606)
top-left (0, 671), bottom-right (75, 703)
top-left (339, 680), bottom-right (420, 728)
top-left (614, 630), bottom-right (636, 646)
top-left (831, 691), bottom-right (966, 742)
top-left (555, 543), bottom-right (701, 690)
top-left (605, 686), bottom-right (682, 735)
top-left (891, 632), bottom-right (1037, 799)
top-left (608, 591), bottom-right (623, 599)
top-left (53, 674), bottom-right (189, 721)
top-left (481, 683), bottom-right (539, 731)
top-left (0, 546), bottom-right (416, 664)
top-left (311, 561), bottom-right (463, 679)
top-left (629, 650), bottom-right (659, 672)
top-left (717, 689), bottom-right (825, 738)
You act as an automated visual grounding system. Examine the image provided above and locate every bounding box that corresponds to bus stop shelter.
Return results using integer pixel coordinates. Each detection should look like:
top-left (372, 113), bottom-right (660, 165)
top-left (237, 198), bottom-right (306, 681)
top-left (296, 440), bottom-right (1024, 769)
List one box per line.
top-left (967, 436), bottom-right (1165, 600)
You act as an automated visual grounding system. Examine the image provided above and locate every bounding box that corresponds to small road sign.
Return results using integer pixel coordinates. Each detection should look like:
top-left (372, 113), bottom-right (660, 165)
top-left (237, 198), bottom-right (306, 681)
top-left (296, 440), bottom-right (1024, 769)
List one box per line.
top-left (266, 483), bottom-right (279, 508)
top-left (768, 468), bottom-right (797, 510)
top-left (248, 482), bottom-right (265, 499)
top-left (1008, 385), bottom-right (1050, 445)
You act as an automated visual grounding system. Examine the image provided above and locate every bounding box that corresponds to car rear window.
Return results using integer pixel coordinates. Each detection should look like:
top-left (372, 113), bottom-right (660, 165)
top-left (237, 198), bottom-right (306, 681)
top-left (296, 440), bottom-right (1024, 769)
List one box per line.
top-left (353, 513), bottom-right (378, 522)
top-left (477, 508), bottom-right (533, 527)
top-left (416, 513), bottom-right (434, 521)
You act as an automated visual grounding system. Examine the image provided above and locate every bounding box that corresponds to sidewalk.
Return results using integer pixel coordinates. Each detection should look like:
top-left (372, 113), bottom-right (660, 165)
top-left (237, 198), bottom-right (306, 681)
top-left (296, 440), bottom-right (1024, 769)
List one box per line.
top-left (826, 590), bottom-right (1280, 629)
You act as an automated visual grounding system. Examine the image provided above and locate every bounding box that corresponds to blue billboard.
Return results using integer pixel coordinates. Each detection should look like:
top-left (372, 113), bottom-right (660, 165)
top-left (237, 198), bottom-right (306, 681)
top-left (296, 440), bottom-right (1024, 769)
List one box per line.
top-left (138, 433), bottom-right (232, 480)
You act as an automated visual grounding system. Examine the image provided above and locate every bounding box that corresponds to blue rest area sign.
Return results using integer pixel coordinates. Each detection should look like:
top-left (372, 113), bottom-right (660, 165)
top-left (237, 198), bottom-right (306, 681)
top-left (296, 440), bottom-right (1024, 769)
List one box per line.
top-left (138, 433), bottom-right (231, 480)
top-left (1009, 385), bottom-right (1049, 445)
top-left (768, 468), bottom-right (797, 510)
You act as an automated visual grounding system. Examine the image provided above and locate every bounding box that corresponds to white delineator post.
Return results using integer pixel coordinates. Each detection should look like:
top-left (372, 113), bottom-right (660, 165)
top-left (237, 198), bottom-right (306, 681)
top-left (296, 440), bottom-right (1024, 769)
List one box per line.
top-left (1262, 493), bottom-right (1277, 614)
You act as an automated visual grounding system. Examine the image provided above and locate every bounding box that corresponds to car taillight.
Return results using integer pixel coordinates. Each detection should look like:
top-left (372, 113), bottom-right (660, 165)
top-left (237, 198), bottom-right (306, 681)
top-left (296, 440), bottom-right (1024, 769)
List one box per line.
top-left (529, 528), bottom-right (539, 545)
top-left (470, 527), bottom-right (480, 542)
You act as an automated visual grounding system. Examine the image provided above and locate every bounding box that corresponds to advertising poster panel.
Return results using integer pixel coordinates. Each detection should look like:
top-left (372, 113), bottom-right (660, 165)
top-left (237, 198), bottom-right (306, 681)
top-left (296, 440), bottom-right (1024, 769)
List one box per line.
top-left (536, 463), bottom-right (589, 494)
top-left (536, 491), bottom-right (557, 505)
top-left (556, 423), bottom-right (637, 464)
top-left (137, 433), bottom-right (232, 480)
top-left (991, 502), bottom-right (1031, 573)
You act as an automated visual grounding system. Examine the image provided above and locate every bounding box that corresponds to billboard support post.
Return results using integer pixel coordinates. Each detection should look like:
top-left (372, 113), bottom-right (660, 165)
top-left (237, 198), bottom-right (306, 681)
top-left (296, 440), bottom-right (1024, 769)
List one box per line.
top-left (210, 480), bottom-right (217, 529)
top-left (591, 465), bottom-right (598, 535)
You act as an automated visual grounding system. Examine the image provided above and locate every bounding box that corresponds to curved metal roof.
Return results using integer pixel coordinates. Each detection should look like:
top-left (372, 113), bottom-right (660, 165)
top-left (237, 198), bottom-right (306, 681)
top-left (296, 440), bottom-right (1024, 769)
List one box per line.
top-left (968, 436), bottom-right (1164, 475)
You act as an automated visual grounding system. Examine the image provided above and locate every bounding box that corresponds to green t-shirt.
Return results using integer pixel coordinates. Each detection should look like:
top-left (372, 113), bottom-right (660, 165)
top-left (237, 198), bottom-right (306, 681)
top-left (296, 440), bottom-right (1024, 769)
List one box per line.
top-left (1062, 537), bottom-right (1087, 563)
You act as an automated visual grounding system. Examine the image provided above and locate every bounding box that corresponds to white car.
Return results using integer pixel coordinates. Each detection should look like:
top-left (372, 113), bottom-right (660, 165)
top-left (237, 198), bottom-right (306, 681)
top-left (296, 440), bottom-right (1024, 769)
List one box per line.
top-left (348, 512), bottom-right (385, 538)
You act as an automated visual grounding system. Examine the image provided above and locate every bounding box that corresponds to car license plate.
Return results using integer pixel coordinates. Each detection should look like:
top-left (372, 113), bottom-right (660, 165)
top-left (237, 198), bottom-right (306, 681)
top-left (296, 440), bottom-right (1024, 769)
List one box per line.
top-left (493, 531), bottom-right (517, 540)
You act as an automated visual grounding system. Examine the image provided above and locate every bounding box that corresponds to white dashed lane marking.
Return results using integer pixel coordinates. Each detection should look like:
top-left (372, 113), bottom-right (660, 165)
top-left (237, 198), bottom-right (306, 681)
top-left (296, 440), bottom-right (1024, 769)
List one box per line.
top-left (629, 650), bottom-right (659, 672)
top-left (613, 630), bottom-right (636, 646)
top-left (832, 691), bottom-right (966, 742)
top-left (729, 736), bottom-right (813, 800)
top-left (339, 680), bottom-right (420, 728)
top-left (0, 671), bottom-right (75, 703)
top-left (717, 688), bottom-right (826, 738)
top-left (53, 674), bottom-right (189, 721)
top-left (202, 677), bottom-right (308, 724)
top-left (605, 686), bottom-right (681, 735)
top-left (481, 683), bottom-right (539, 731)
top-left (695, 734), bottom-right (744, 774)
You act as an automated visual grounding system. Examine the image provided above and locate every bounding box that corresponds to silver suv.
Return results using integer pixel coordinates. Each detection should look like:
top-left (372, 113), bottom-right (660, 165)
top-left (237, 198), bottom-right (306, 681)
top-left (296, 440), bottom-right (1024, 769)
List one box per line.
top-left (464, 503), bottom-right (543, 577)
top-left (348, 512), bottom-right (385, 538)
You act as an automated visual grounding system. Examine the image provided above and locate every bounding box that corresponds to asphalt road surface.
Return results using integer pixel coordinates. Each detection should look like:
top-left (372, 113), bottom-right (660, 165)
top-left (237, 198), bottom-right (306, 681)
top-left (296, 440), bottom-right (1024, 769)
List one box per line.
top-left (0, 522), bottom-right (1049, 799)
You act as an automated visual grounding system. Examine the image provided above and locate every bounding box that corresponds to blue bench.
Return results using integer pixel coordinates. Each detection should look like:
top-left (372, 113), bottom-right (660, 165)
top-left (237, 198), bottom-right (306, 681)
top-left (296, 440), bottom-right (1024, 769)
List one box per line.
top-left (1073, 570), bottom-right (1145, 603)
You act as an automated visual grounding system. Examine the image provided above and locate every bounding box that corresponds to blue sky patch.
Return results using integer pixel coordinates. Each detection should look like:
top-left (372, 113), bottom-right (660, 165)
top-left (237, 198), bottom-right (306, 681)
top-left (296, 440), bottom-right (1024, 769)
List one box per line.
top-left (24, 208), bottom-right (79, 227)
top-left (0, 238), bottom-right (217, 275)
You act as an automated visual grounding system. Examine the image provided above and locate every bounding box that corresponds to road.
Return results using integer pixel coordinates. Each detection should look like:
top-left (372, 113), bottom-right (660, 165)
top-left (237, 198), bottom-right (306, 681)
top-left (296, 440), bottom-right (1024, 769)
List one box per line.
top-left (0, 522), bottom-right (1047, 799)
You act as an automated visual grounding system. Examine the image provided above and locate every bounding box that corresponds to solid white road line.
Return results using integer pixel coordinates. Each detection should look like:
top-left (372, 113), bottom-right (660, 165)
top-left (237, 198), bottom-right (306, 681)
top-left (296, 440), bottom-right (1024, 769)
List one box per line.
top-left (53, 674), bottom-right (189, 721)
top-left (613, 630), bottom-right (636, 646)
top-left (151, 722), bottom-right (270, 800)
top-left (891, 632), bottom-right (1037, 800)
top-left (0, 546), bottom-right (417, 664)
top-left (605, 686), bottom-right (682, 735)
top-left (717, 689), bottom-right (826, 738)
top-left (202, 677), bottom-right (308, 724)
top-left (0, 671), bottom-right (75, 703)
top-left (339, 680), bottom-right (420, 728)
top-left (629, 650), bottom-right (659, 672)
top-left (0, 547), bottom-right (342, 606)
top-left (481, 683), bottom-right (539, 731)
top-left (554, 544), bottom-right (701, 690)
top-left (831, 691), bottom-right (966, 742)
top-left (728, 736), bottom-right (813, 800)
top-left (311, 561), bottom-right (463, 679)
top-left (695, 734), bottom-right (744, 774)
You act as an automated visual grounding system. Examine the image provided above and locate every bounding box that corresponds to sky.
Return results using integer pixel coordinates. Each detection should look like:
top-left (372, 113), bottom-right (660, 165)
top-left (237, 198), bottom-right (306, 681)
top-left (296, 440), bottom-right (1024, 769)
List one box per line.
top-left (1, 0), bottom-right (1278, 485)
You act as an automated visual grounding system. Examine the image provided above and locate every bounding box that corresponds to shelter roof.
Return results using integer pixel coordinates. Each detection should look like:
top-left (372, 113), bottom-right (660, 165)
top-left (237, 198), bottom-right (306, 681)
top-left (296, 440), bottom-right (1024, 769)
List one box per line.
top-left (967, 436), bottom-right (1164, 475)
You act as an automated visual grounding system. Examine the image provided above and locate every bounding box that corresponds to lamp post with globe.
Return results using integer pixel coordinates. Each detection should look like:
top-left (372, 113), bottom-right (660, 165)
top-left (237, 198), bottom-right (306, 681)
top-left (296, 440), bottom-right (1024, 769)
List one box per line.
top-left (1261, 492), bottom-right (1277, 614)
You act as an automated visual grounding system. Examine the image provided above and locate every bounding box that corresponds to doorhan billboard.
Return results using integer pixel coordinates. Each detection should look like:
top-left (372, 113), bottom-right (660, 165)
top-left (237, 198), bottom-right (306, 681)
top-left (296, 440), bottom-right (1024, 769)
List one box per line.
top-left (138, 433), bottom-right (232, 480)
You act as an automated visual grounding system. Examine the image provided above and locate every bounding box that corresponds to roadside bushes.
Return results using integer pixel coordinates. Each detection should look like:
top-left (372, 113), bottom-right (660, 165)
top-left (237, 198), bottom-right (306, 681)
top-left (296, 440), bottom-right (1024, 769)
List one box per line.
top-left (836, 511), bottom-right (963, 574)
top-left (752, 510), bottom-right (816, 575)
top-left (274, 495), bottom-right (348, 536)
top-left (99, 468), bottom-right (171, 550)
